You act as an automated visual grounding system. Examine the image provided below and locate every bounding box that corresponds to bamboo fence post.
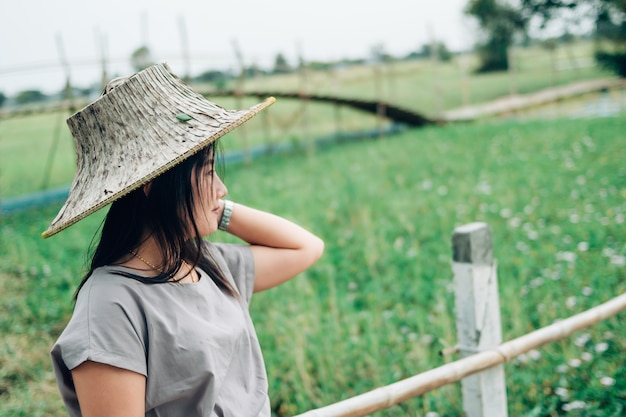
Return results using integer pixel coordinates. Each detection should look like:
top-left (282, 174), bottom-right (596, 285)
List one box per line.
top-left (508, 46), bottom-right (517, 97)
top-left (373, 64), bottom-right (385, 139)
top-left (231, 39), bottom-right (250, 164)
top-left (298, 45), bottom-right (313, 155)
top-left (178, 16), bottom-right (191, 83)
top-left (452, 222), bottom-right (508, 417)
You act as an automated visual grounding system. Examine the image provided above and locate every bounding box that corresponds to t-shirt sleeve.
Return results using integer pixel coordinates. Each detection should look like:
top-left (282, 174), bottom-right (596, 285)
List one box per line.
top-left (51, 274), bottom-right (148, 377)
top-left (210, 243), bottom-right (256, 304)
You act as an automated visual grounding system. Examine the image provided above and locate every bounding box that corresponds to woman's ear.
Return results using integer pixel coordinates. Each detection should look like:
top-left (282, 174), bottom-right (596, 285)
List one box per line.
top-left (143, 182), bottom-right (152, 197)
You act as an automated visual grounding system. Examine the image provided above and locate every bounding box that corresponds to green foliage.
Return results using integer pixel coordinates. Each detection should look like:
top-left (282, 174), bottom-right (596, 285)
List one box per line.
top-left (466, 0), bottom-right (526, 72)
top-left (521, 0), bottom-right (626, 77)
top-left (15, 90), bottom-right (47, 105)
top-left (1, 116), bottom-right (625, 416)
top-left (405, 42), bottom-right (453, 62)
top-left (194, 69), bottom-right (232, 89)
top-left (0, 91), bottom-right (6, 107)
top-left (273, 53), bottom-right (292, 74)
top-left (130, 45), bottom-right (155, 72)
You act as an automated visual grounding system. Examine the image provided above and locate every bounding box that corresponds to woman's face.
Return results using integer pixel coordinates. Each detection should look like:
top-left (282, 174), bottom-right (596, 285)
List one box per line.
top-left (192, 158), bottom-right (228, 237)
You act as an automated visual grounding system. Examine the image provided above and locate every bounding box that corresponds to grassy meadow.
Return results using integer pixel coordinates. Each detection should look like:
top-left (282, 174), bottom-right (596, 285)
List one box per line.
top-left (1, 42), bottom-right (625, 416)
top-left (1, 116), bottom-right (625, 416)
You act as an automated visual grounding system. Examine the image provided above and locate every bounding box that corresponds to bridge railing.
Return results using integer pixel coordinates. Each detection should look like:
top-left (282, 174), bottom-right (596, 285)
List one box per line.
top-left (291, 223), bottom-right (626, 417)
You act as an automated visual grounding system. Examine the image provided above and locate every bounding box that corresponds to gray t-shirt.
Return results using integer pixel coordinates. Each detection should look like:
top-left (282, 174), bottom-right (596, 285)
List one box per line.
top-left (51, 243), bottom-right (270, 417)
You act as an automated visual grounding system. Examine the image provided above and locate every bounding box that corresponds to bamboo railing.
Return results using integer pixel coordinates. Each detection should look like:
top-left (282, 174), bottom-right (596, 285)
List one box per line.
top-left (293, 293), bottom-right (626, 417)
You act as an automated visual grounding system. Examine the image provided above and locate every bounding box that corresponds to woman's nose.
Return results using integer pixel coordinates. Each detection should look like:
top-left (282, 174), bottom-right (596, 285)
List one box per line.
top-left (214, 174), bottom-right (228, 199)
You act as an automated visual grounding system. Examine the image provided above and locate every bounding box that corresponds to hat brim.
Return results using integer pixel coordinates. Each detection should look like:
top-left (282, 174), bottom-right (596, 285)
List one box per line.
top-left (42, 64), bottom-right (275, 238)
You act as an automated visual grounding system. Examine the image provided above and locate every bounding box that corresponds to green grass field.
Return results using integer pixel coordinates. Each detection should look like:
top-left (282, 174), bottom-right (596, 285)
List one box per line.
top-left (1, 41), bottom-right (625, 416)
top-left (1, 115), bottom-right (625, 416)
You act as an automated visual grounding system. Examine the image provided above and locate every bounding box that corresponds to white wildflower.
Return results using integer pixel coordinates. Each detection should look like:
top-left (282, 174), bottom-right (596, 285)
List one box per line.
top-left (582, 287), bottom-right (593, 296)
top-left (425, 412), bottom-right (440, 417)
top-left (555, 387), bottom-right (569, 398)
top-left (562, 401), bottom-right (586, 411)
top-left (568, 358), bottom-right (582, 368)
top-left (581, 352), bottom-right (593, 362)
top-left (574, 334), bottom-right (590, 347)
top-left (500, 208), bottom-right (512, 218)
top-left (566, 296), bottom-right (577, 309)
top-left (610, 255), bottom-right (626, 266)
top-left (528, 349), bottom-right (541, 361)
top-left (557, 364), bottom-right (569, 373)
top-left (595, 342), bottom-right (609, 353)
top-left (509, 217), bottom-right (522, 228)
top-left (476, 181), bottom-right (492, 195)
top-left (599, 376), bottom-right (615, 387)
top-left (602, 247), bottom-right (616, 257)
top-left (577, 242), bottom-right (589, 252)
top-left (557, 252), bottom-right (577, 263)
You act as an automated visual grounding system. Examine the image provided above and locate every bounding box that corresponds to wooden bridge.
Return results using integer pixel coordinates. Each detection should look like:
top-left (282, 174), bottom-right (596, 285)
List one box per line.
top-left (2, 77), bottom-right (622, 125)
top-left (204, 90), bottom-right (437, 127)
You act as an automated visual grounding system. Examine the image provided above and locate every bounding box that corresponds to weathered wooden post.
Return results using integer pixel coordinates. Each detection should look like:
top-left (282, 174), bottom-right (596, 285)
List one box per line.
top-left (451, 223), bottom-right (508, 417)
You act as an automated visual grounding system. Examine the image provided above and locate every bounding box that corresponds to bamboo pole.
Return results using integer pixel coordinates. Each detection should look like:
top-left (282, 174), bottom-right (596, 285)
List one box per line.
top-left (292, 293), bottom-right (626, 417)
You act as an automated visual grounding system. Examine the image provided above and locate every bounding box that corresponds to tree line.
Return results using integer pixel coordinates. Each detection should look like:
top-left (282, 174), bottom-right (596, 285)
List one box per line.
top-left (467, 0), bottom-right (626, 75)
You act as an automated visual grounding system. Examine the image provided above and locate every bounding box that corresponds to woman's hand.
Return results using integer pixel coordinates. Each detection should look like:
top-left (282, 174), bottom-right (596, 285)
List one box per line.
top-left (221, 202), bottom-right (324, 292)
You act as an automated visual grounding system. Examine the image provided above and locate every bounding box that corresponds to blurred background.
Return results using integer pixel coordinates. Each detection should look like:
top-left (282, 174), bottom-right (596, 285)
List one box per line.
top-left (1, 1), bottom-right (625, 416)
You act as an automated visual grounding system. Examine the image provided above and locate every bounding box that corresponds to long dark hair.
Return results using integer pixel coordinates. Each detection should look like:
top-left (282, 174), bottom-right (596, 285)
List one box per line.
top-left (74, 142), bottom-right (237, 299)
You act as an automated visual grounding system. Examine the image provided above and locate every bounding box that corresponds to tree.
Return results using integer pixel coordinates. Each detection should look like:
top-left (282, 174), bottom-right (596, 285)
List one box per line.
top-left (0, 92), bottom-right (6, 108)
top-left (520, 0), bottom-right (626, 76)
top-left (466, 0), bottom-right (527, 72)
top-left (273, 53), bottom-right (291, 74)
top-left (370, 43), bottom-right (394, 63)
top-left (130, 45), bottom-right (155, 72)
top-left (15, 90), bottom-right (47, 105)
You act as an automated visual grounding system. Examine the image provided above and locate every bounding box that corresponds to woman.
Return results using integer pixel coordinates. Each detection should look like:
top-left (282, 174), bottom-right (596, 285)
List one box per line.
top-left (46, 64), bottom-right (324, 417)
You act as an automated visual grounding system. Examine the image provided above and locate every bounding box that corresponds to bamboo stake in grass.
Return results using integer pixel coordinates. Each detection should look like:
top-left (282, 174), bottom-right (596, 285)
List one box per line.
top-left (292, 293), bottom-right (626, 417)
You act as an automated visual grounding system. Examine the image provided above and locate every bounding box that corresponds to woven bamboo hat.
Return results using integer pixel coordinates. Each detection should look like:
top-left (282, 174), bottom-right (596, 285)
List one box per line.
top-left (42, 63), bottom-right (275, 238)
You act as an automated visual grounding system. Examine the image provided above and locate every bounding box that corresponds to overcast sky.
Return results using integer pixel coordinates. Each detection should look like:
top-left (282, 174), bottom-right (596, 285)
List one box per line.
top-left (1, 0), bottom-right (475, 96)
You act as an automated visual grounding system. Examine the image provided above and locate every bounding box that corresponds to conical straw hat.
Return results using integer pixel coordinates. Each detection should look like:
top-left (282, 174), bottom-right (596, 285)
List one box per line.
top-left (42, 63), bottom-right (275, 238)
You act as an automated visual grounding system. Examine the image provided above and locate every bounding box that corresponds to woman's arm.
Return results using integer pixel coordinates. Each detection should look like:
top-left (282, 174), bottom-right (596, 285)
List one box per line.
top-left (72, 361), bottom-right (146, 417)
top-left (222, 202), bottom-right (324, 292)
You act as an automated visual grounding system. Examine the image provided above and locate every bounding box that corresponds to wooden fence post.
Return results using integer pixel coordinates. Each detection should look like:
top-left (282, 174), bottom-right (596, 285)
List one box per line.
top-left (451, 222), bottom-right (508, 417)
